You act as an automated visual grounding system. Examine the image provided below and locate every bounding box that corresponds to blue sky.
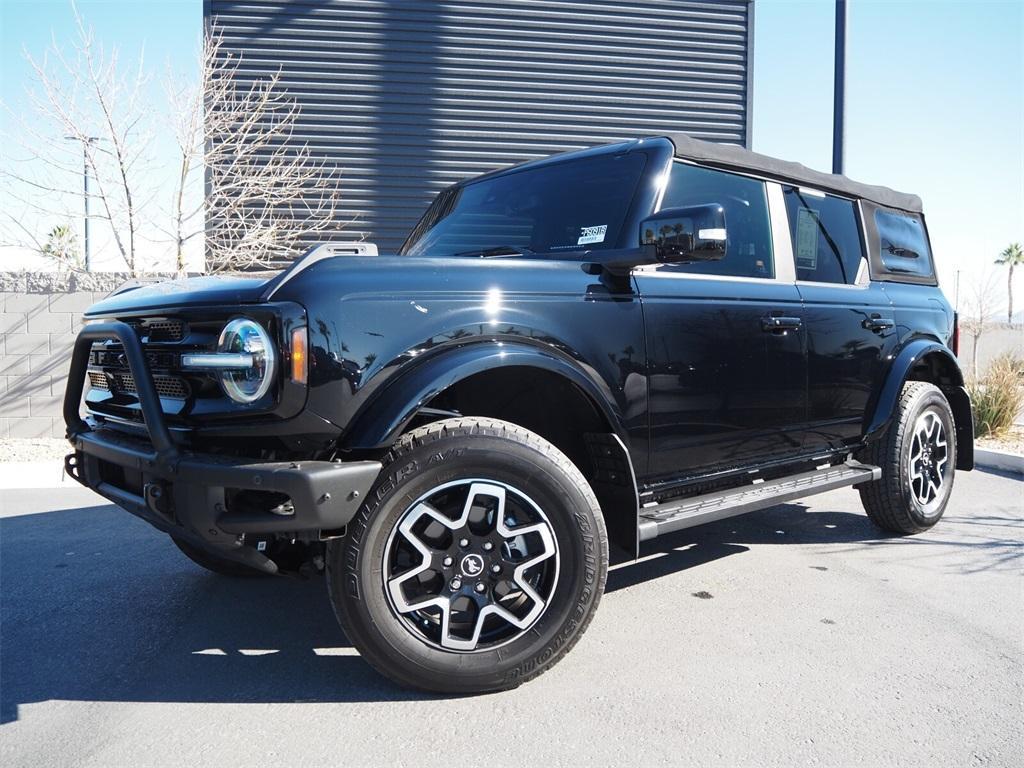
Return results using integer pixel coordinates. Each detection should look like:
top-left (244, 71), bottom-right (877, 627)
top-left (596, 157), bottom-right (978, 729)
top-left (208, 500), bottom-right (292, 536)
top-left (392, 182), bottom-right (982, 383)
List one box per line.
top-left (1, 0), bottom-right (1021, 304)
top-left (755, 0), bottom-right (1023, 303)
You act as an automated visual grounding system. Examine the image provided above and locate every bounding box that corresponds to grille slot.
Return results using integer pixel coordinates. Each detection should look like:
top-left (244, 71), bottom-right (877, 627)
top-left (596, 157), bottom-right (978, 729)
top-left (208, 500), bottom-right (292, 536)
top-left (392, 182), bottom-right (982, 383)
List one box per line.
top-left (113, 373), bottom-right (190, 400)
top-left (126, 318), bottom-right (186, 342)
top-left (90, 348), bottom-right (178, 368)
top-left (88, 371), bottom-right (110, 390)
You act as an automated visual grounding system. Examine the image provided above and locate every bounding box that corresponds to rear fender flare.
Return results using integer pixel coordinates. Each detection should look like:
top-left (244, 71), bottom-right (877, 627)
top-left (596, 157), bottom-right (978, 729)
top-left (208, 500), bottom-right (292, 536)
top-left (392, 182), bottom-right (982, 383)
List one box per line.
top-left (864, 339), bottom-right (973, 470)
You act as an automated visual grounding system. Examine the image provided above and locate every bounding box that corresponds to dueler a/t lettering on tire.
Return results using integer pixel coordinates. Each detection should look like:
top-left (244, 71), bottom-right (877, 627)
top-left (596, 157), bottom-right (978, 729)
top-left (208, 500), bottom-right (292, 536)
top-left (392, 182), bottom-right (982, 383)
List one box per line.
top-left (326, 417), bottom-right (608, 693)
top-left (858, 381), bottom-right (957, 534)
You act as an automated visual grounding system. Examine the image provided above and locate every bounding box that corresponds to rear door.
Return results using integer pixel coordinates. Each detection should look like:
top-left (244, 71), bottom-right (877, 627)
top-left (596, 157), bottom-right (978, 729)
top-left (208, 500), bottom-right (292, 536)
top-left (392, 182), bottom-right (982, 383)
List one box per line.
top-left (634, 162), bottom-right (807, 484)
top-left (782, 186), bottom-right (897, 451)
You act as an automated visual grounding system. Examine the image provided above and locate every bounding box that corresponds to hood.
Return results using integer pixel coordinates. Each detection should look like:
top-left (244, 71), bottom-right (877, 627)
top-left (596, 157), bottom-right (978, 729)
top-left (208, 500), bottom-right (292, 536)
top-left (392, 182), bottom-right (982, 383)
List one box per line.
top-left (85, 274), bottom-right (271, 317)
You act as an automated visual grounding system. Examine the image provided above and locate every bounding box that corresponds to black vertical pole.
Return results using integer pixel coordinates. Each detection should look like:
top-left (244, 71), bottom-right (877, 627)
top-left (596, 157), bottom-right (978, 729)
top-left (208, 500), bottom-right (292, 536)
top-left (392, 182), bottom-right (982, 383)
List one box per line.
top-left (832, 0), bottom-right (848, 175)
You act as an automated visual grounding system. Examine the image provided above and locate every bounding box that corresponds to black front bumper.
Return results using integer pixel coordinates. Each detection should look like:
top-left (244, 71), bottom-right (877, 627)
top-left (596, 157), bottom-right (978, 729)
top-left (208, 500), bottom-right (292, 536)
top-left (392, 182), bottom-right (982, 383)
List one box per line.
top-left (63, 321), bottom-right (381, 574)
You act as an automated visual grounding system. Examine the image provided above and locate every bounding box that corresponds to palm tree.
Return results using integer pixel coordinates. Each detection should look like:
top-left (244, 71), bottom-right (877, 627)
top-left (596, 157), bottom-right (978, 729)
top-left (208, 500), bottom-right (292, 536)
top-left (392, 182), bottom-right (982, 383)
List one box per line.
top-left (995, 242), bottom-right (1023, 324)
top-left (40, 224), bottom-right (81, 270)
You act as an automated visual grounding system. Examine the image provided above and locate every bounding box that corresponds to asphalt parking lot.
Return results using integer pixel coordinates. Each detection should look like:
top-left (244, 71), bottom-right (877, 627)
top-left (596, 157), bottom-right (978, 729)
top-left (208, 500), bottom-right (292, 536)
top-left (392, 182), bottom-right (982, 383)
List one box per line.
top-left (1, 468), bottom-right (1021, 768)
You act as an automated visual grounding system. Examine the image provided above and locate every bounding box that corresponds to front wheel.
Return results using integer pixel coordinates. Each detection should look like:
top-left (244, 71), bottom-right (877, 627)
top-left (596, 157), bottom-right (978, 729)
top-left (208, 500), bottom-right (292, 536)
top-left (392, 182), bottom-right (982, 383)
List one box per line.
top-left (858, 381), bottom-right (957, 534)
top-left (326, 417), bottom-right (608, 694)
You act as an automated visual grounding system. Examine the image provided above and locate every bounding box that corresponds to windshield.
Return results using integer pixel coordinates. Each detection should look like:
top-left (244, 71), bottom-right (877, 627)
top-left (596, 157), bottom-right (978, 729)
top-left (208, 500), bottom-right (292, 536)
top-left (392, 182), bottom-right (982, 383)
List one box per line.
top-left (401, 151), bottom-right (647, 258)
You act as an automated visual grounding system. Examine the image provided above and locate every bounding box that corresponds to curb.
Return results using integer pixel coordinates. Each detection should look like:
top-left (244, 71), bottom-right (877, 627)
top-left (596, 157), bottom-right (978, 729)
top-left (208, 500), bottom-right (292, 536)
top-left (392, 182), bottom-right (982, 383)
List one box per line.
top-left (0, 461), bottom-right (74, 490)
top-left (974, 448), bottom-right (1024, 477)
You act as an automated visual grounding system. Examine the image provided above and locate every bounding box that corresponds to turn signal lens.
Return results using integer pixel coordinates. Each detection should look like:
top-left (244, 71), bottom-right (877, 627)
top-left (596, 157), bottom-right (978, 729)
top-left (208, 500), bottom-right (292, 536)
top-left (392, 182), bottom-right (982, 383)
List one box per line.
top-left (291, 326), bottom-right (308, 384)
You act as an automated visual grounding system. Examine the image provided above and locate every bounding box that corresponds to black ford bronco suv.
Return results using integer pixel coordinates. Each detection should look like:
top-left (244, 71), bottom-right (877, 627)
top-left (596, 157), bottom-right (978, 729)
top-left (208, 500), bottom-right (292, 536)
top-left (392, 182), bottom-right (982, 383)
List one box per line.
top-left (64, 135), bottom-right (972, 693)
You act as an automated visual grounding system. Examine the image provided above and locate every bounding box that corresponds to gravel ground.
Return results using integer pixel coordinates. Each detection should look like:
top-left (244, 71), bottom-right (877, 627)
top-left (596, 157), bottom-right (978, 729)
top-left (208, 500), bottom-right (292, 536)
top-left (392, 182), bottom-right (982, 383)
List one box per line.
top-left (1, 468), bottom-right (1021, 767)
top-left (0, 439), bottom-right (69, 463)
top-left (977, 425), bottom-right (1024, 456)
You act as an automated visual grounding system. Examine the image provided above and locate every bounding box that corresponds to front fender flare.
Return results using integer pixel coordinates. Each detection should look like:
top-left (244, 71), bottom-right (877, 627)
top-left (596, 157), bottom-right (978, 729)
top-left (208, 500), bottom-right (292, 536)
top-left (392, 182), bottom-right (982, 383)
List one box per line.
top-left (338, 340), bottom-right (626, 451)
top-left (864, 339), bottom-right (973, 470)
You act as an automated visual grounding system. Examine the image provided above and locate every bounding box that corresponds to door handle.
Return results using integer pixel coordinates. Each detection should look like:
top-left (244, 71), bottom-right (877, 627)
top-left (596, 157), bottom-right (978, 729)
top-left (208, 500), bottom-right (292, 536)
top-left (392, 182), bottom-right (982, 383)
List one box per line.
top-left (761, 316), bottom-right (802, 332)
top-left (862, 314), bottom-right (895, 333)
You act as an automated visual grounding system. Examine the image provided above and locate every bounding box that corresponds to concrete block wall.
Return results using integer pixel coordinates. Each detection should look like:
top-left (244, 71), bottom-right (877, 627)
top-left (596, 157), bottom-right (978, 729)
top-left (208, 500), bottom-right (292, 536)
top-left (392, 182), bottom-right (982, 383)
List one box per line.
top-left (0, 289), bottom-right (108, 438)
top-left (0, 271), bottom-right (179, 440)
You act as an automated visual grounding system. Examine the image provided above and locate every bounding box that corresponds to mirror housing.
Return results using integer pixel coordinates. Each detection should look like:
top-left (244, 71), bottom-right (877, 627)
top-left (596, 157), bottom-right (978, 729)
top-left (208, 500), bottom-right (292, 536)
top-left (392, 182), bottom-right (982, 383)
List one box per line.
top-left (639, 204), bottom-right (727, 263)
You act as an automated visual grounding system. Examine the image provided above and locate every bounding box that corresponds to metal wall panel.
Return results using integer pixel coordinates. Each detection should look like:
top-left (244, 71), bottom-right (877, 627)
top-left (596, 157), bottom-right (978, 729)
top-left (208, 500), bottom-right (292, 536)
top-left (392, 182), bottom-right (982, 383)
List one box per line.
top-left (205, 0), bottom-right (754, 259)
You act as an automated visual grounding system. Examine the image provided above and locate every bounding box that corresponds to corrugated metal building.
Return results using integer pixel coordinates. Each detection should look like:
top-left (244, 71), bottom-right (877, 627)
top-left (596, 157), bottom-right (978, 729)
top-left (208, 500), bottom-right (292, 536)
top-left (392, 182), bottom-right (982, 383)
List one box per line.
top-left (204, 0), bottom-right (754, 256)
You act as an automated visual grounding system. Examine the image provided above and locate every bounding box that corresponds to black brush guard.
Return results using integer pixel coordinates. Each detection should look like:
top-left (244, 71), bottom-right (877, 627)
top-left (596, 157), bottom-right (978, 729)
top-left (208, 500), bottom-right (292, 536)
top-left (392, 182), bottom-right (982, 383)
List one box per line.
top-left (63, 321), bottom-right (381, 574)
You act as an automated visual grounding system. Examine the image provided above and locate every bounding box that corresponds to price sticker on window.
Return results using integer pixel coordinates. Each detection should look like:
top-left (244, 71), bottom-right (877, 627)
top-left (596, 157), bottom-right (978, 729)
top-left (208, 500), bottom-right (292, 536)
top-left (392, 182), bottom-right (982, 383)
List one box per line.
top-left (796, 207), bottom-right (819, 270)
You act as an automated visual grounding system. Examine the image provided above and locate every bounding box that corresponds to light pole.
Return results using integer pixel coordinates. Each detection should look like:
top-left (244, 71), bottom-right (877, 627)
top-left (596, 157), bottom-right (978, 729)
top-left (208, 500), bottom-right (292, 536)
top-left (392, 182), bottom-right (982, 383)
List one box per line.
top-left (832, 0), bottom-right (848, 175)
top-left (64, 135), bottom-right (100, 271)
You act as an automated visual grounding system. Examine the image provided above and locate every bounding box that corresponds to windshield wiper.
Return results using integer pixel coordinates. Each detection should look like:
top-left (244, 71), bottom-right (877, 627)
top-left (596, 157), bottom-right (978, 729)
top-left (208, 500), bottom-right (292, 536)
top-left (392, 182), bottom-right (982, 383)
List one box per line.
top-left (450, 245), bottom-right (536, 258)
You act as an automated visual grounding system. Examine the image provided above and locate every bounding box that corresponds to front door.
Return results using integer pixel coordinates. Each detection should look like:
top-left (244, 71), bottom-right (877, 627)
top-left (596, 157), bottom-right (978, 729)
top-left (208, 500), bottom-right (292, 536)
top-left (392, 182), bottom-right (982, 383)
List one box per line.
top-left (634, 162), bottom-right (807, 484)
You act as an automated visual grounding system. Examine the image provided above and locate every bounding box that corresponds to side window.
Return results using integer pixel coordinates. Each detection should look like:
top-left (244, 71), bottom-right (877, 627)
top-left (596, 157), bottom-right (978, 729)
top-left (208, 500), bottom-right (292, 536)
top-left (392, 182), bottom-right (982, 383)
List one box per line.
top-left (875, 208), bottom-right (934, 279)
top-left (782, 188), bottom-right (864, 284)
top-left (659, 162), bottom-right (774, 278)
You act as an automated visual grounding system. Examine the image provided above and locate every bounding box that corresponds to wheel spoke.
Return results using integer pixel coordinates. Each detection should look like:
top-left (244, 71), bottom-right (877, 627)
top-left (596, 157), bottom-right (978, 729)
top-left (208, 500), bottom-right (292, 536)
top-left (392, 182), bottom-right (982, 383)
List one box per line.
top-left (910, 433), bottom-right (923, 463)
top-left (387, 503), bottom-right (448, 614)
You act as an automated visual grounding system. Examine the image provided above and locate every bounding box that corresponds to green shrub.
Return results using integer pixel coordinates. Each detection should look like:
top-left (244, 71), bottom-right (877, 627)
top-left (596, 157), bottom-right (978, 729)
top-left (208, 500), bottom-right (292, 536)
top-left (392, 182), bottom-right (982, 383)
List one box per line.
top-left (967, 354), bottom-right (1024, 438)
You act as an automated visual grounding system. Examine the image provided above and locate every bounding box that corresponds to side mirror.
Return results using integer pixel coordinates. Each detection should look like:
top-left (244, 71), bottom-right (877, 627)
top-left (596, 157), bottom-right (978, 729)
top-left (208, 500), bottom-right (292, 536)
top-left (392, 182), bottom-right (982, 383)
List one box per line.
top-left (639, 204), bottom-right (727, 263)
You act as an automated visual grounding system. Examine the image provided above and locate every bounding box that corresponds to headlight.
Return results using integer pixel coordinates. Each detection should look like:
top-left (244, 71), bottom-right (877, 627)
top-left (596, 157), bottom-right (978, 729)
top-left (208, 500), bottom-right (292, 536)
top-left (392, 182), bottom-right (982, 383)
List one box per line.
top-left (216, 318), bottom-right (276, 403)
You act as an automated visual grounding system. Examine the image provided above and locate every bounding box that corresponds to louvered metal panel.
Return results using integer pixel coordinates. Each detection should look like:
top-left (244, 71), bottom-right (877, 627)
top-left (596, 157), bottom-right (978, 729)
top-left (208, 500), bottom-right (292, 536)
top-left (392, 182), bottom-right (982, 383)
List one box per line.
top-left (205, 0), bottom-right (754, 260)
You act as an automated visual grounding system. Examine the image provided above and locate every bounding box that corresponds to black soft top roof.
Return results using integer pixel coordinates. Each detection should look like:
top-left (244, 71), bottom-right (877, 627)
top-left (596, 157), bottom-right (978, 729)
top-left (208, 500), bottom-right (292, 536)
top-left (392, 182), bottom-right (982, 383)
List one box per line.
top-left (667, 134), bottom-right (923, 214)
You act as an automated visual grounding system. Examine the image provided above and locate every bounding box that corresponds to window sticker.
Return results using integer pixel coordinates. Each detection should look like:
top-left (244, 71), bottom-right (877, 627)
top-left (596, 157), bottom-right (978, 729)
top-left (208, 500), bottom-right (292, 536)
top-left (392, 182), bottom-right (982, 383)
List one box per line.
top-left (795, 207), bottom-right (819, 270)
top-left (577, 224), bottom-right (608, 246)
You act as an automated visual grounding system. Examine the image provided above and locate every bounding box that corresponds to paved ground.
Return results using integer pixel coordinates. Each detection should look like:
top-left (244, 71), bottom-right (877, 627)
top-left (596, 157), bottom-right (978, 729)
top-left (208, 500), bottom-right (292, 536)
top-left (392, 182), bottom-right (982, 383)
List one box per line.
top-left (1, 469), bottom-right (1021, 767)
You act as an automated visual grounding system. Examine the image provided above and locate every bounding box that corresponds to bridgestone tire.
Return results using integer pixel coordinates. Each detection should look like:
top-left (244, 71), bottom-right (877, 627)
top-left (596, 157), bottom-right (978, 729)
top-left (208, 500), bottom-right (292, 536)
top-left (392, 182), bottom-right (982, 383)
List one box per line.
top-left (171, 535), bottom-right (268, 578)
top-left (326, 417), bottom-right (609, 694)
top-left (858, 381), bottom-right (957, 534)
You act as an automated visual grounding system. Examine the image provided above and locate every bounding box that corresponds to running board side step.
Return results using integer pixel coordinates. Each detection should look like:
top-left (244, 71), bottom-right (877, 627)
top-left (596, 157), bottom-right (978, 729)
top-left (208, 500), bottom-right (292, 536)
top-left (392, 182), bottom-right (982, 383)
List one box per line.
top-left (637, 462), bottom-right (881, 543)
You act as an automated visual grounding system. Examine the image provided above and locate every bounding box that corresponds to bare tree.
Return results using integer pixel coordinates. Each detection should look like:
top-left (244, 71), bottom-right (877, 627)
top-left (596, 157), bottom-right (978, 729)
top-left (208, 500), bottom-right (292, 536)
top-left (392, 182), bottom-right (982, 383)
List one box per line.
top-left (0, 4), bottom-right (154, 275)
top-left (164, 59), bottom-right (203, 277)
top-left (959, 271), bottom-right (1002, 376)
top-left (167, 35), bottom-right (347, 274)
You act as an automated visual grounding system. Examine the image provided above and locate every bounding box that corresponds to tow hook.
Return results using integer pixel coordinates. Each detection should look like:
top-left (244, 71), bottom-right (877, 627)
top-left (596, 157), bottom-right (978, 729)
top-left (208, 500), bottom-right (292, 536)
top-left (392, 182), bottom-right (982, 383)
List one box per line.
top-left (144, 481), bottom-right (171, 517)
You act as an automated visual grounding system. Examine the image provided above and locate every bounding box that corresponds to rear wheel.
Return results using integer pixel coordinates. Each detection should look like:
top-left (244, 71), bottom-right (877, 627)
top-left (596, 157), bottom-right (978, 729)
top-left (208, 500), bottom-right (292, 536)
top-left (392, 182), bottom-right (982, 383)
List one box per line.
top-left (858, 381), bottom-right (957, 534)
top-left (326, 417), bottom-right (608, 694)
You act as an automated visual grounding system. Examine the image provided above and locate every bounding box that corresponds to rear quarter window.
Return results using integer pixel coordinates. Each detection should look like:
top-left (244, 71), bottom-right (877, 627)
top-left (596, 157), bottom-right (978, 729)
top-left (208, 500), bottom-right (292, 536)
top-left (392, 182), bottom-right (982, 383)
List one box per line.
top-left (861, 202), bottom-right (937, 285)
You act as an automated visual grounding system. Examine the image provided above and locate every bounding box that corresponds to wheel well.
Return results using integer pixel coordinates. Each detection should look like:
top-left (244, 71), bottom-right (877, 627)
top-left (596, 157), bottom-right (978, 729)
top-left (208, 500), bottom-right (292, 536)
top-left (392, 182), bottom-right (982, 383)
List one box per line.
top-left (905, 350), bottom-right (974, 470)
top-left (416, 366), bottom-right (639, 559)
top-left (906, 350), bottom-right (964, 388)
top-left (424, 367), bottom-right (603, 468)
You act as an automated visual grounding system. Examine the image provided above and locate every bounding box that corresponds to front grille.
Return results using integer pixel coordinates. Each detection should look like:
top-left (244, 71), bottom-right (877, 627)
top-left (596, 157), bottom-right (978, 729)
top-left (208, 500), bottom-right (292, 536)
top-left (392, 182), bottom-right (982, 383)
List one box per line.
top-left (86, 317), bottom-right (197, 404)
top-left (113, 373), bottom-right (190, 400)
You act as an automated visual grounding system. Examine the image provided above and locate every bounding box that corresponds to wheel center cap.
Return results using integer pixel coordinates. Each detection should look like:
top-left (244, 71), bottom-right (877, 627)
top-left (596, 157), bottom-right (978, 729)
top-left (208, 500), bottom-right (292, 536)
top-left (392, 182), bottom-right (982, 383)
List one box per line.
top-left (460, 553), bottom-right (484, 578)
